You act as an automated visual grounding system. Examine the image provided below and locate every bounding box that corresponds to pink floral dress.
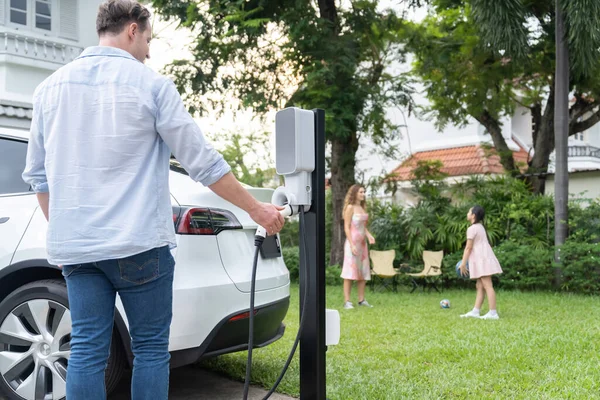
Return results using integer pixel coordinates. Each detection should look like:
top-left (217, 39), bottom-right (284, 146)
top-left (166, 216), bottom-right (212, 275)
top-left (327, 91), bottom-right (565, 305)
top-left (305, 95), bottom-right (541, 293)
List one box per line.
top-left (340, 213), bottom-right (371, 281)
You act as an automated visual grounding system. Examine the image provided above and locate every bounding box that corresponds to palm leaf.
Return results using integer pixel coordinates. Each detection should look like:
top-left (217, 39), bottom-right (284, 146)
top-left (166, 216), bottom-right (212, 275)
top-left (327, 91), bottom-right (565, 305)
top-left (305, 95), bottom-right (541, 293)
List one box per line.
top-left (470, 0), bottom-right (529, 59)
top-left (564, 0), bottom-right (600, 78)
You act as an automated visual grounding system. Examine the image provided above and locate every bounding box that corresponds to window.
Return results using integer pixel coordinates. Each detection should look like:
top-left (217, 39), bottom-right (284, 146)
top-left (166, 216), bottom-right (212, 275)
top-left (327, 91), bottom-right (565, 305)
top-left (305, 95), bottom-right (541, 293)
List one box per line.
top-left (35, 0), bottom-right (51, 30)
top-left (8, 0), bottom-right (52, 31)
top-left (574, 116), bottom-right (587, 142)
top-left (9, 0), bottom-right (27, 26)
top-left (0, 138), bottom-right (30, 195)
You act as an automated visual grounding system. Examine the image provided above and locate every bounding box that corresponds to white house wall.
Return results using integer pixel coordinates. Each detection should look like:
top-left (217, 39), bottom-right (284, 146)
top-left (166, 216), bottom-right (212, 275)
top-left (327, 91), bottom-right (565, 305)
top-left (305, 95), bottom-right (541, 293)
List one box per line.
top-left (584, 123), bottom-right (600, 148)
top-left (79, 0), bottom-right (102, 51)
top-left (4, 64), bottom-right (57, 103)
top-left (511, 105), bottom-right (533, 148)
top-left (0, 0), bottom-right (102, 99)
top-left (545, 170), bottom-right (600, 204)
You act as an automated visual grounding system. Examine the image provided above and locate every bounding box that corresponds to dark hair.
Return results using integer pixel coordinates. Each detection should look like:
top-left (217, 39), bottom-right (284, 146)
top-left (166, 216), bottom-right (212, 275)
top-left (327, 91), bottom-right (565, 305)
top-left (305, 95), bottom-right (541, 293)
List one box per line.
top-left (96, 0), bottom-right (150, 36)
top-left (471, 205), bottom-right (485, 223)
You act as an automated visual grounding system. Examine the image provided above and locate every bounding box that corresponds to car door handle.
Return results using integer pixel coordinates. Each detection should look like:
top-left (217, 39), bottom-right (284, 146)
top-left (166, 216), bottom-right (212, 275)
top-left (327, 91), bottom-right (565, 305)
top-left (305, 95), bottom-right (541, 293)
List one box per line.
top-left (0, 217), bottom-right (9, 224)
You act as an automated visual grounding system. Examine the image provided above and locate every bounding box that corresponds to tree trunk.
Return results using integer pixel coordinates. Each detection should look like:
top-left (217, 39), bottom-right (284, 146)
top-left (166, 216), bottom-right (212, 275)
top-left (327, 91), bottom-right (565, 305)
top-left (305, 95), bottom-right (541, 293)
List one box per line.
top-left (329, 135), bottom-right (359, 266)
top-left (476, 110), bottom-right (517, 174)
top-left (527, 86), bottom-right (555, 194)
top-left (554, 0), bottom-right (569, 284)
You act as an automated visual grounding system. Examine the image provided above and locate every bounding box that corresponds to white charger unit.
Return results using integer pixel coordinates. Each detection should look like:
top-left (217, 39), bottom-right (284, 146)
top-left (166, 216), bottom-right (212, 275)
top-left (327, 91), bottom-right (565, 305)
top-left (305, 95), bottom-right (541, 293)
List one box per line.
top-left (275, 107), bottom-right (315, 206)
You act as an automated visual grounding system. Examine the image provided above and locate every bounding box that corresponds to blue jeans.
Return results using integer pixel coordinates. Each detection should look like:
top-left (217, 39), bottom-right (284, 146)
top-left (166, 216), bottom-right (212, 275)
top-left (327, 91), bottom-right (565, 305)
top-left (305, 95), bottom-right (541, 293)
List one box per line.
top-left (62, 246), bottom-right (174, 400)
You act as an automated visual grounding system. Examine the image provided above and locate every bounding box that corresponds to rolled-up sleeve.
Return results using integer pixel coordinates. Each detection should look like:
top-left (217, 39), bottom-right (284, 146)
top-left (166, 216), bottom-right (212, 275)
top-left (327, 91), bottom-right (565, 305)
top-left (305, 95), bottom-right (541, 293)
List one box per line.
top-left (154, 79), bottom-right (231, 186)
top-left (22, 93), bottom-right (48, 193)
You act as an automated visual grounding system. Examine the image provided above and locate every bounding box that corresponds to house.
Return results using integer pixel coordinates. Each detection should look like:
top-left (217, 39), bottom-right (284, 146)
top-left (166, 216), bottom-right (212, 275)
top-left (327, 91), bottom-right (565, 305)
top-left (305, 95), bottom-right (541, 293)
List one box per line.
top-left (387, 142), bottom-right (529, 205)
top-left (0, 0), bottom-right (101, 136)
top-left (385, 104), bottom-right (600, 205)
top-left (545, 144), bottom-right (600, 203)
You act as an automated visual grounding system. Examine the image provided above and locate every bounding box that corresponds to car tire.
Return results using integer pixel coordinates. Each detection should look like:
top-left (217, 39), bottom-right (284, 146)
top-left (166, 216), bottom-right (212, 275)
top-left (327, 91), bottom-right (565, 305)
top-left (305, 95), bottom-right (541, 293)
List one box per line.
top-left (0, 279), bottom-right (126, 400)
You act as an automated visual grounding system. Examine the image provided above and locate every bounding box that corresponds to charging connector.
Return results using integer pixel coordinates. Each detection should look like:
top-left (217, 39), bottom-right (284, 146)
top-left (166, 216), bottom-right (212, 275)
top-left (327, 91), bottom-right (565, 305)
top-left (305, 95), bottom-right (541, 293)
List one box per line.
top-left (255, 203), bottom-right (298, 244)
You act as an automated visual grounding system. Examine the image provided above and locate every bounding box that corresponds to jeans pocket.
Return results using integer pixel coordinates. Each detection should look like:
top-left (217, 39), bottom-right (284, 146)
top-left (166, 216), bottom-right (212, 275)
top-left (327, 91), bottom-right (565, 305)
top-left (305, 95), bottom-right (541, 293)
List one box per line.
top-left (62, 264), bottom-right (83, 278)
top-left (118, 248), bottom-right (160, 285)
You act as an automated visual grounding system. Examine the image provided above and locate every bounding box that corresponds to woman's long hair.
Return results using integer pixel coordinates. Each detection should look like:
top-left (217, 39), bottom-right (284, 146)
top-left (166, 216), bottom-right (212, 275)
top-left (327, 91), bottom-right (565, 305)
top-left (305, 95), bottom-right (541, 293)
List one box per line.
top-left (343, 184), bottom-right (366, 218)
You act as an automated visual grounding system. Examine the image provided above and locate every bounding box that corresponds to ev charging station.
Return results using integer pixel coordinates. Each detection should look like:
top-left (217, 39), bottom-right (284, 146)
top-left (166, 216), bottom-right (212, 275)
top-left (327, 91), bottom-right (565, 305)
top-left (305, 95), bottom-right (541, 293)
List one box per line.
top-left (248, 107), bottom-right (340, 400)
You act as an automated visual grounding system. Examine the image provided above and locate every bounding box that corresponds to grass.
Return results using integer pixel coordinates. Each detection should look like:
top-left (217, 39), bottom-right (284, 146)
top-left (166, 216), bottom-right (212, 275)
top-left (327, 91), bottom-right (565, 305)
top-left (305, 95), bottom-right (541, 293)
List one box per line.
top-left (199, 284), bottom-right (600, 399)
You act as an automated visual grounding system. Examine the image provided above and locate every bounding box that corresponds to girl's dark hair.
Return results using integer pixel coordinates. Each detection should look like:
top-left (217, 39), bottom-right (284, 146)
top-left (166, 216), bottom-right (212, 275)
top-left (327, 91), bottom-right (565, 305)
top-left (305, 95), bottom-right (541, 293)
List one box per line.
top-left (471, 205), bottom-right (485, 223)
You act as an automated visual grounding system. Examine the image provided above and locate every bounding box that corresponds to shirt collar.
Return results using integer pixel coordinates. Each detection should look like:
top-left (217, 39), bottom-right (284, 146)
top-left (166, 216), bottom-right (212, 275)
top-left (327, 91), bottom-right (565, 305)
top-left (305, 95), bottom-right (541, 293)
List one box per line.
top-left (77, 46), bottom-right (139, 62)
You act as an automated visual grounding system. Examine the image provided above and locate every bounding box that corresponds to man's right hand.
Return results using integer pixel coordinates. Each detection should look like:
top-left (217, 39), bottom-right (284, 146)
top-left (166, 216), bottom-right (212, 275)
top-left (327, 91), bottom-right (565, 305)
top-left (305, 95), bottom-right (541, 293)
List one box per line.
top-left (207, 173), bottom-right (285, 236)
top-left (249, 202), bottom-right (285, 236)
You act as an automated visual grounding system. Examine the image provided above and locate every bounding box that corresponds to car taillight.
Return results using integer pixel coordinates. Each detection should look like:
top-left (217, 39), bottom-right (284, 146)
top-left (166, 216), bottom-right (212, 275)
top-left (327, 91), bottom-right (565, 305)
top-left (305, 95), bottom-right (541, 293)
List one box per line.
top-left (172, 206), bottom-right (242, 235)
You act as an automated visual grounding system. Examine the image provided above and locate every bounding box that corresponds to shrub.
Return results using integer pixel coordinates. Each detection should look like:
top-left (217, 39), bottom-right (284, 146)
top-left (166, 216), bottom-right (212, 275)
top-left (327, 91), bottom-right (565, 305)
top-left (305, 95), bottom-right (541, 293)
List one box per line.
top-left (441, 241), bottom-right (600, 293)
top-left (568, 200), bottom-right (600, 244)
top-left (369, 201), bottom-right (406, 262)
top-left (494, 241), bottom-right (554, 290)
top-left (441, 242), bottom-right (555, 290)
top-left (282, 246), bottom-right (300, 283)
top-left (557, 241), bottom-right (600, 294)
top-left (282, 246), bottom-right (343, 286)
top-left (325, 265), bottom-right (343, 286)
top-left (279, 219), bottom-right (300, 248)
top-left (287, 176), bottom-right (599, 293)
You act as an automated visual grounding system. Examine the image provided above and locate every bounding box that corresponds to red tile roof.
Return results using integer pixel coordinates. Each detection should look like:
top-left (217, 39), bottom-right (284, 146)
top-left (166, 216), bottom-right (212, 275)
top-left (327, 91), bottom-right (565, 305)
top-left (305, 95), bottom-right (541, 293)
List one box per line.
top-left (390, 144), bottom-right (529, 181)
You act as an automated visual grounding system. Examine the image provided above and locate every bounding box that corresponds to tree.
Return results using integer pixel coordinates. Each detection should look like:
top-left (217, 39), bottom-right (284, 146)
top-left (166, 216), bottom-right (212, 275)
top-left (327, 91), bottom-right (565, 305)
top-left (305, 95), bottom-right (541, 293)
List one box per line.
top-left (150, 0), bottom-right (413, 266)
top-left (469, 0), bottom-right (600, 284)
top-left (211, 130), bottom-right (279, 188)
top-left (553, 0), bottom-right (568, 264)
top-left (407, 0), bottom-right (600, 194)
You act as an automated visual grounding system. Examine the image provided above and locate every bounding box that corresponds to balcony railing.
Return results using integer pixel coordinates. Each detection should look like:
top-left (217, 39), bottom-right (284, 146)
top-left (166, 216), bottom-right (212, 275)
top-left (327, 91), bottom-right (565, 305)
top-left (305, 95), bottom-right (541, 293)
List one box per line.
top-left (0, 32), bottom-right (83, 65)
top-left (568, 145), bottom-right (600, 159)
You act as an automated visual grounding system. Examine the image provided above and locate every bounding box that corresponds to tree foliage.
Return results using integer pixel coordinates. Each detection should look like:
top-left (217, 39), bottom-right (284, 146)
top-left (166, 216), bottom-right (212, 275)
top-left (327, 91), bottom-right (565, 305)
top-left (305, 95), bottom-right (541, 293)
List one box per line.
top-left (209, 130), bottom-right (279, 187)
top-left (407, 0), bottom-right (600, 193)
top-left (151, 0), bottom-right (414, 265)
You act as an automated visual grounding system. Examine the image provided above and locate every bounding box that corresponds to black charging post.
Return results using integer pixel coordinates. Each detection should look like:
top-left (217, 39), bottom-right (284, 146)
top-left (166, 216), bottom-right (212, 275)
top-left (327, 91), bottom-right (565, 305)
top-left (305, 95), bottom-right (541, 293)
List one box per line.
top-left (298, 109), bottom-right (327, 399)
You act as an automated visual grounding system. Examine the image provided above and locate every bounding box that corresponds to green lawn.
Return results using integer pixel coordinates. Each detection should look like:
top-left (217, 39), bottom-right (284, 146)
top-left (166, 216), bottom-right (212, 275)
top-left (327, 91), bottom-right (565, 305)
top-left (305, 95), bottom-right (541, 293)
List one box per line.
top-left (200, 284), bottom-right (600, 399)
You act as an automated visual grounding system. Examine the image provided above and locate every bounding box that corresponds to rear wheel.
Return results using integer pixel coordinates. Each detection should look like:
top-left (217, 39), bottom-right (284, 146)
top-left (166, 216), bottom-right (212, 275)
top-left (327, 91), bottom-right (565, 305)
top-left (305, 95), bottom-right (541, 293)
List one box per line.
top-left (0, 279), bottom-right (125, 400)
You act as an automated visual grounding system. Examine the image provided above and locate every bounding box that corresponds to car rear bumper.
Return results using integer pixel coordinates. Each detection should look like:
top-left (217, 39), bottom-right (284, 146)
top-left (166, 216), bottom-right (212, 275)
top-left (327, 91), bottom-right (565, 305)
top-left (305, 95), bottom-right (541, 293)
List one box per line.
top-left (170, 296), bottom-right (290, 368)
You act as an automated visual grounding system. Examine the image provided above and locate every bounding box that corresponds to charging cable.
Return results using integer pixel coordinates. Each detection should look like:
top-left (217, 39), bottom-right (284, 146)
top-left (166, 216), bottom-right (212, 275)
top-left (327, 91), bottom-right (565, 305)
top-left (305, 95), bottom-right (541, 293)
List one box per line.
top-left (243, 206), bottom-right (310, 400)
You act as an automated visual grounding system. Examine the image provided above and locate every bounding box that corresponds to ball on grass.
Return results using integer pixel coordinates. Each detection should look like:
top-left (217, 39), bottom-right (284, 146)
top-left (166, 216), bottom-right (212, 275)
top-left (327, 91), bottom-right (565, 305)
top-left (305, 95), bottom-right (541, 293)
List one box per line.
top-left (440, 299), bottom-right (450, 309)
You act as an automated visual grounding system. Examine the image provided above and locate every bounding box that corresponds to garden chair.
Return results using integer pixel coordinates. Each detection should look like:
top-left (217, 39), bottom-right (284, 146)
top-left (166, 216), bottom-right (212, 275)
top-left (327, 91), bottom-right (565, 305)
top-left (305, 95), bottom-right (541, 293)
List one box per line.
top-left (406, 250), bottom-right (444, 293)
top-left (369, 249), bottom-right (399, 292)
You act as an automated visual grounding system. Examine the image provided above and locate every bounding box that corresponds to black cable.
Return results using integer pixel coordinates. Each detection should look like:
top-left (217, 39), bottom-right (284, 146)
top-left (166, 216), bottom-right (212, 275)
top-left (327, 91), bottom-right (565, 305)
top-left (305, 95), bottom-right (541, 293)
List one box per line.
top-left (261, 207), bottom-right (310, 400)
top-left (243, 241), bottom-right (262, 400)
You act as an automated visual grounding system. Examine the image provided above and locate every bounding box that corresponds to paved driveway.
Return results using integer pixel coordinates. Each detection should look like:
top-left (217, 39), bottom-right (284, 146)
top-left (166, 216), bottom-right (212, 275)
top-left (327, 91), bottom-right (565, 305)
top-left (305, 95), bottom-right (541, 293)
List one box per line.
top-left (108, 365), bottom-right (295, 400)
top-left (0, 366), bottom-right (294, 400)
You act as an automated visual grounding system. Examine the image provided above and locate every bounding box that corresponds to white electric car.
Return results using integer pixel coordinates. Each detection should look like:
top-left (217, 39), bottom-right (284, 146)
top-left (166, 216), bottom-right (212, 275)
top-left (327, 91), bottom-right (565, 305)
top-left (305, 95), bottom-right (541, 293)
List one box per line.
top-left (0, 130), bottom-right (290, 400)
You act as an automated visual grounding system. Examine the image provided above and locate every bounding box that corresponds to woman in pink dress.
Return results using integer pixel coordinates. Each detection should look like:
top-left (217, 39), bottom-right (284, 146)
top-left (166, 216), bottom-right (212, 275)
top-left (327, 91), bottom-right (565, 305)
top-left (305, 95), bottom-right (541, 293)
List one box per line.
top-left (458, 205), bottom-right (503, 320)
top-left (340, 185), bottom-right (375, 309)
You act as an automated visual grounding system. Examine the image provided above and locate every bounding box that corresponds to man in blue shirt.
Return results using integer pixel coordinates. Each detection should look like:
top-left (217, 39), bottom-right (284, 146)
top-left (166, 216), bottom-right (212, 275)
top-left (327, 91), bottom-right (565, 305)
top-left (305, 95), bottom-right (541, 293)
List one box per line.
top-left (22, 0), bottom-right (284, 398)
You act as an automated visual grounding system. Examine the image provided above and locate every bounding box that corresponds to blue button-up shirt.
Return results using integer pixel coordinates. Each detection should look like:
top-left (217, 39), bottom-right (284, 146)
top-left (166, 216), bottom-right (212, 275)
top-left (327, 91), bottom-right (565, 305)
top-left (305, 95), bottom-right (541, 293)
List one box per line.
top-left (22, 46), bottom-right (231, 265)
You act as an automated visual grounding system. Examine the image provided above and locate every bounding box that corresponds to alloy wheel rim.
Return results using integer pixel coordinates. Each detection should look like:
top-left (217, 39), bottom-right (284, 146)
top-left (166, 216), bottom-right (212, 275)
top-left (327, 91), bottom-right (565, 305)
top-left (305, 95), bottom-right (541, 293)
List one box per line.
top-left (0, 299), bottom-right (71, 400)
